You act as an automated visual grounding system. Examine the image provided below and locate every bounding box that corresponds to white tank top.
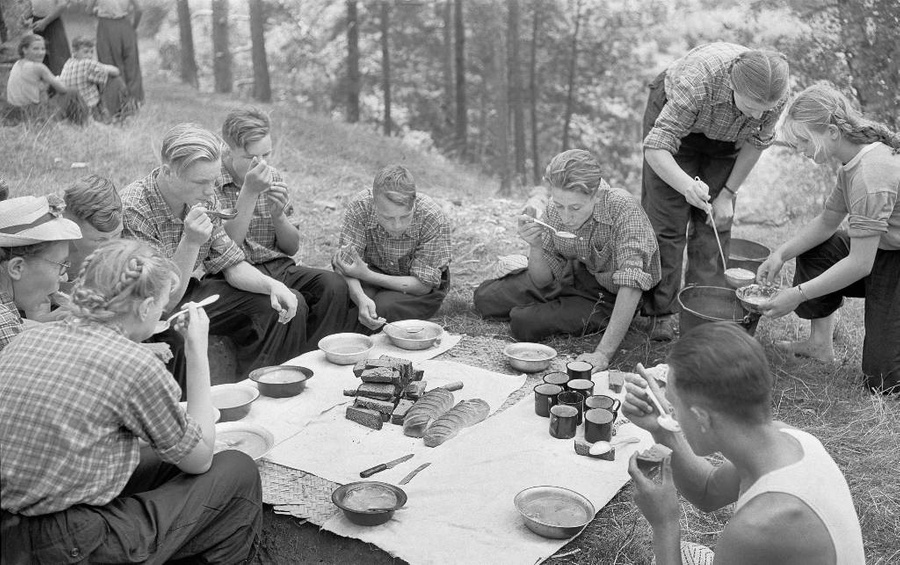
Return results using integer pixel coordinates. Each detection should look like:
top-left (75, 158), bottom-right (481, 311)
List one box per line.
top-left (734, 428), bottom-right (865, 565)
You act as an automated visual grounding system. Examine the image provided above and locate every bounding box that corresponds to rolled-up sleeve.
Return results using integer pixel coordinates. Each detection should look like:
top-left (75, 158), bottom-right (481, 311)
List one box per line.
top-left (409, 213), bottom-right (451, 288)
top-left (203, 224), bottom-right (245, 274)
top-left (643, 77), bottom-right (701, 154)
top-left (847, 190), bottom-right (895, 239)
top-left (609, 204), bottom-right (661, 291)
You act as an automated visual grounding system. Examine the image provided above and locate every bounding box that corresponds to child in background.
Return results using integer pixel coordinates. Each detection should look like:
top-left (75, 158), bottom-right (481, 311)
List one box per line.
top-left (5, 34), bottom-right (69, 120)
top-left (59, 36), bottom-right (125, 123)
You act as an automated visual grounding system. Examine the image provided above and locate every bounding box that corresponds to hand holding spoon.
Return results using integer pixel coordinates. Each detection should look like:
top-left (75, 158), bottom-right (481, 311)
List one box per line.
top-left (635, 363), bottom-right (682, 433)
top-left (205, 207), bottom-right (238, 220)
top-left (153, 294), bottom-right (220, 334)
top-left (528, 217), bottom-right (576, 239)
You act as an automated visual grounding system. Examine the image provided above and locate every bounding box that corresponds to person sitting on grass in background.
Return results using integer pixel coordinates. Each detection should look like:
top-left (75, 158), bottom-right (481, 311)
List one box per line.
top-left (122, 123), bottom-right (303, 393)
top-left (474, 149), bottom-right (661, 372)
top-left (59, 36), bottom-right (127, 123)
top-left (5, 34), bottom-right (70, 121)
top-left (219, 106), bottom-right (360, 344)
top-left (332, 164), bottom-right (451, 330)
top-left (0, 239), bottom-right (262, 564)
top-left (624, 322), bottom-right (865, 565)
top-left (757, 83), bottom-right (900, 394)
top-left (0, 195), bottom-right (81, 352)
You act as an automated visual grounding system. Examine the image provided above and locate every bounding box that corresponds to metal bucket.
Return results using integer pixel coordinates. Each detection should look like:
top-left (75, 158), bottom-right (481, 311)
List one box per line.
top-left (727, 239), bottom-right (771, 274)
top-left (677, 285), bottom-right (760, 336)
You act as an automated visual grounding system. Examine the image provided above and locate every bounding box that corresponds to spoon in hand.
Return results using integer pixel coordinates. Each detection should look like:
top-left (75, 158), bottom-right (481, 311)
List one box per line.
top-left (528, 217), bottom-right (576, 239)
top-left (153, 294), bottom-right (220, 334)
top-left (205, 207), bottom-right (238, 220)
top-left (636, 363), bottom-right (682, 433)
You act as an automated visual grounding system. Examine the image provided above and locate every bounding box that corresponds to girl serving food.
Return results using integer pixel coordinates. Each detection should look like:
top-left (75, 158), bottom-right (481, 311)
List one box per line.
top-left (0, 239), bottom-right (262, 562)
top-left (758, 83), bottom-right (900, 394)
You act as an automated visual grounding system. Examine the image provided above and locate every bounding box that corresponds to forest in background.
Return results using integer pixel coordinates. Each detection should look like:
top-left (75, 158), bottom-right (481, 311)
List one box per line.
top-left (136, 0), bottom-right (898, 197)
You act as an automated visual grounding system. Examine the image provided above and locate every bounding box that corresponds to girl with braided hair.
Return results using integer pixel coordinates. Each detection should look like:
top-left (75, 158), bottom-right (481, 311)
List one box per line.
top-left (0, 239), bottom-right (262, 563)
top-left (758, 83), bottom-right (900, 394)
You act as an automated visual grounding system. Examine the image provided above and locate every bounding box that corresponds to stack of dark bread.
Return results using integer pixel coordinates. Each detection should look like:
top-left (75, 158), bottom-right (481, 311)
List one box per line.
top-left (343, 355), bottom-right (425, 430)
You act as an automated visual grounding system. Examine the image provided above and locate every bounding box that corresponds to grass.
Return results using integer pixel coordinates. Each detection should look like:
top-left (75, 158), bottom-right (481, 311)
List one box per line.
top-left (2, 66), bottom-right (898, 564)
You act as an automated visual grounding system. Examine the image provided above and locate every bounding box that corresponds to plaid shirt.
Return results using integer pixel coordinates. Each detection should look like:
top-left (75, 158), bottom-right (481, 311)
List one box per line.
top-left (643, 43), bottom-right (786, 154)
top-left (0, 292), bottom-right (23, 352)
top-left (0, 320), bottom-right (201, 516)
top-left (541, 187), bottom-right (661, 294)
top-left (59, 58), bottom-right (109, 108)
top-left (122, 169), bottom-right (245, 275)
top-left (217, 168), bottom-right (291, 265)
top-left (339, 189), bottom-right (451, 288)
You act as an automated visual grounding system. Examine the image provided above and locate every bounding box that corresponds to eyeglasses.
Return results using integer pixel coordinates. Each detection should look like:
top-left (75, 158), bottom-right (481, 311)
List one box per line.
top-left (34, 256), bottom-right (71, 276)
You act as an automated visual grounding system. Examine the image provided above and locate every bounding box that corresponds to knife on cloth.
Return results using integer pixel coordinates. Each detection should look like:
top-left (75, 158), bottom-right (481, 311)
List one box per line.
top-left (359, 453), bottom-right (414, 478)
top-left (399, 462), bottom-right (431, 485)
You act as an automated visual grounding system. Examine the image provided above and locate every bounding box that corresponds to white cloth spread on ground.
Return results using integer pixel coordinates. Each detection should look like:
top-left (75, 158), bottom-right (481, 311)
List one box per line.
top-left (320, 387), bottom-right (653, 565)
top-left (264, 360), bottom-right (526, 484)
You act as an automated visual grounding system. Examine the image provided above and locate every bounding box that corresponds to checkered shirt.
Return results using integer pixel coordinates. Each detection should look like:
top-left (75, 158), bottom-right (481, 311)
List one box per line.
top-left (541, 188), bottom-right (661, 294)
top-left (0, 320), bottom-right (201, 516)
top-left (59, 58), bottom-right (109, 108)
top-left (0, 292), bottom-right (23, 352)
top-left (339, 189), bottom-right (451, 288)
top-left (217, 168), bottom-right (291, 265)
top-left (643, 42), bottom-right (786, 154)
top-left (122, 169), bottom-right (245, 274)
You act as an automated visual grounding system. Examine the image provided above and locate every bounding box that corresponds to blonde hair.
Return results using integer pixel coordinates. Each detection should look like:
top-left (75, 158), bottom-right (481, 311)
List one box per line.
top-left (222, 106), bottom-right (271, 150)
top-left (160, 123), bottom-right (222, 175)
top-left (63, 175), bottom-right (122, 232)
top-left (68, 239), bottom-right (179, 323)
top-left (782, 83), bottom-right (900, 155)
top-left (544, 149), bottom-right (604, 195)
top-left (372, 165), bottom-right (417, 208)
top-left (730, 49), bottom-right (790, 105)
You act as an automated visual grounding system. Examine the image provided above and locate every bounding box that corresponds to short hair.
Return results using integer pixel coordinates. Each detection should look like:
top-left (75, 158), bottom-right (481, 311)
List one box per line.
top-left (221, 107), bottom-right (271, 150)
top-left (17, 34), bottom-right (44, 58)
top-left (159, 123), bottom-right (222, 175)
top-left (63, 175), bottom-right (122, 232)
top-left (730, 49), bottom-right (790, 105)
top-left (372, 165), bottom-right (416, 208)
top-left (71, 36), bottom-right (95, 51)
top-left (667, 322), bottom-right (773, 424)
top-left (543, 149), bottom-right (604, 196)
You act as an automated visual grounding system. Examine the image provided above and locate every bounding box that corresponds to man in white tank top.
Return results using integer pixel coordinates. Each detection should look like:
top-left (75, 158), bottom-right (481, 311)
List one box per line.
top-left (622, 322), bottom-right (865, 564)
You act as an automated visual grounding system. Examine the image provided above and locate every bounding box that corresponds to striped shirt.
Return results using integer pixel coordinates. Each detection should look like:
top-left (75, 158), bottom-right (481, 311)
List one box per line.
top-left (339, 189), bottom-right (451, 288)
top-left (217, 168), bottom-right (291, 265)
top-left (122, 169), bottom-right (245, 274)
top-left (59, 57), bottom-right (109, 108)
top-left (541, 187), bottom-right (661, 293)
top-left (643, 42), bottom-right (786, 154)
top-left (0, 320), bottom-right (201, 516)
top-left (0, 292), bottom-right (23, 352)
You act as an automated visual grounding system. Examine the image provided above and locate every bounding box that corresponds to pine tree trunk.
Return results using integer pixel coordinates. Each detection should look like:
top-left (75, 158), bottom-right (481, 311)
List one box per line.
top-left (248, 0), bottom-right (271, 102)
top-left (380, 1), bottom-right (391, 136)
top-left (346, 0), bottom-right (360, 123)
top-left (454, 0), bottom-right (468, 159)
top-left (176, 0), bottom-right (198, 88)
top-left (561, 0), bottom-right (583, 151)
top-left (495, 12), bottom-right (511, 196)
top-left (529, 0), bottom-right (541, 183)
top-left (211, 0), bottom-right (232, 94)
top-left (508, 0), bottom-right (526, 187)
top-left (441, 1), bottom-right (454, 135)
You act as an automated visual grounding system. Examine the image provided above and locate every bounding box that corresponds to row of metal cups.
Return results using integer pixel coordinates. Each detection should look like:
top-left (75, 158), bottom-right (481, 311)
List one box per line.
top-left (533, 365), bottom-right (621, 442)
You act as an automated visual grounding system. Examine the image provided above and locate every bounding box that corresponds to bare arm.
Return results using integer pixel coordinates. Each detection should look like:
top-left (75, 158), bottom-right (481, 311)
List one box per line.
top-left (38, 65), bottom-right (69, 93)
top-left (222, 261), bottom-right (298, 323)
top-left (757, 210), bottom-right (846, 286)
top-left (175, 306), bottom-right (215, 474)
top-left (333, 246), bottom-right (431, 296)
top-left (578, 286), bottom-right (642, 371)
top-left (169, 208), bottom-right (211, 307)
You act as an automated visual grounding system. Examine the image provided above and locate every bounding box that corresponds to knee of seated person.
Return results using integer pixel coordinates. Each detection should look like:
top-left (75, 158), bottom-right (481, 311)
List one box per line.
top-left (319, 271), bottom-right (351, 299)
top-left (509, 308), bottom-right (545, 341)
top-left (210, 451), bottom-right (261, 493)
top-left (473, 281), bottom-right (502, 316)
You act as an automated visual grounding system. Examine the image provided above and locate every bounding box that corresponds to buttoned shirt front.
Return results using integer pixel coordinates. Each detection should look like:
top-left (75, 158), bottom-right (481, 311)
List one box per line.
top-left (0, 320), bottom-right (201, 516)
top-left (217, 168), bottom-right (290, 265)
top-left (643, 42), bottom-right (786, 154)
top-left (339, 189), bottom-right (451, 288)
top-left (540, 188), bottom-right (661, 294)
top-left (0, 292), bottom-right (23, 351)
top-left (122, 169), bottom-right (245, 274)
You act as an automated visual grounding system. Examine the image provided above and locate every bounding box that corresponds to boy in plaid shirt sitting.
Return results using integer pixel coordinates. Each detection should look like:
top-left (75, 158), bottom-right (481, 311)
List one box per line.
top-left (59, 36), bottom-right (127, 122)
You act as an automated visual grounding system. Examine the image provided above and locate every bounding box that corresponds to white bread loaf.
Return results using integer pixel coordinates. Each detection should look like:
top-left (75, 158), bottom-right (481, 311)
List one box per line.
top-left (402, 388), bottom-right (455, 438)
top-left (423, 399), bottom-right (490, 447)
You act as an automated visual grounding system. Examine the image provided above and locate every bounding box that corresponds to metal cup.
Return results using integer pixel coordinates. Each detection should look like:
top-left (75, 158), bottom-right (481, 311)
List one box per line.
top-left (533, 383), bottom-right (563, 418)
top-left (567, 378), bottom-right (595, 397)
top-left (549, 404), bottom-right (579, 439)
top-left (542, 371), bottom-right (570, 387)
top-left (585, 394), bottom-right (621, 418)
top-left (556, 390), bottom-right (585, 425)
top-left (566, 360), bottom-right (593, 380)
top-left (584, 408), bottom-right (614, 443)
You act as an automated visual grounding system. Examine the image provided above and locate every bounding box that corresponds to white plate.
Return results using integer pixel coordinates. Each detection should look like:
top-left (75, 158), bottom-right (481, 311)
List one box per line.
top-left (214, 422), bottom-right (275, 461)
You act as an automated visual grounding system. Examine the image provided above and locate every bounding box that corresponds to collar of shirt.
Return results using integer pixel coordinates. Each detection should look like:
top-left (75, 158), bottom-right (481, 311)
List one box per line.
top-left (365, 199), bottom-right (419, 238)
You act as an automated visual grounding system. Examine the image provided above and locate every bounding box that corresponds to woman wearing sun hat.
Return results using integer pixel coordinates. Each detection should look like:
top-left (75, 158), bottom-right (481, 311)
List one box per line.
top-left (0, 195), bottom-right (82, 351)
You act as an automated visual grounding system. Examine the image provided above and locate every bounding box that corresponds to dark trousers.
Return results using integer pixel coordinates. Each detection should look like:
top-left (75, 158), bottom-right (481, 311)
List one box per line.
top-left (473, 266), bottom-right (623, 341)
top-left (361, 267), bottom-right (450, 323)
top-left (792, 232), bottom-right (900, 393)
top-left (33, 17), bottom-right (70, 75)
top-left (255, 257), bottom-right (360, 345)
top-left (153, 273), bottom-right (307, 394)
top-left (1, 450), bottom-right (262, 564)
top-left (96, 17), bottom-right (143, 103)
top-left (641, 71), bottom-right (736, 317)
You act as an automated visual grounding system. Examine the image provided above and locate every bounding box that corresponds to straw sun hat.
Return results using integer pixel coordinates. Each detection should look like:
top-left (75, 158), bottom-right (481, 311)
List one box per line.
top-left (0, 196), bottom-right (82, 247)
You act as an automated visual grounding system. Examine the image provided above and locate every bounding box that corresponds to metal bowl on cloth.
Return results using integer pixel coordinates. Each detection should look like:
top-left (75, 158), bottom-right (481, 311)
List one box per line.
top-left (249, 365), bottom-right (313, 398)
top-left (514, 485), bottom-right (595, 539)
top-left (382, 319), bottom-right (444, 350)
top-left (332, 481), bottom-right (408, 526)
top-left (503, 343), bottom-right (557, 373)
top-left (210, 383), bottom-right (260, 422)
top-left (213, 422), bottom-right (274, 461)
top-left (318, 333), bottom-right (374, 365)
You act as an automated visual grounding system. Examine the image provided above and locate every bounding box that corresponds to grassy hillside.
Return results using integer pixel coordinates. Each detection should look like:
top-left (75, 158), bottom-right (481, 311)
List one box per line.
top-left (2, 71), bottom-right (898, 564)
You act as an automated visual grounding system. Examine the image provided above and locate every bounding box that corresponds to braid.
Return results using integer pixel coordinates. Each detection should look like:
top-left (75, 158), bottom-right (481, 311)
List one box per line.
top-left (68, 286), bottom-right (116, 321)
top-left (111, 256), bottom-right (144, 299)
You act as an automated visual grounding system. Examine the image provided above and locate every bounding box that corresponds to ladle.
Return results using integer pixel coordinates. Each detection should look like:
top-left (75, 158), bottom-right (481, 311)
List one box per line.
top-left (528, 217), bottom-right (576, 239)
top-left (635, 363), bottom-right (682, 433)
top-left (154, 294), bottom-right (221, 334)
top-left (694, 176), bottom-right (728, 269)
top-left (589, 436), bottom-right (640, 456)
